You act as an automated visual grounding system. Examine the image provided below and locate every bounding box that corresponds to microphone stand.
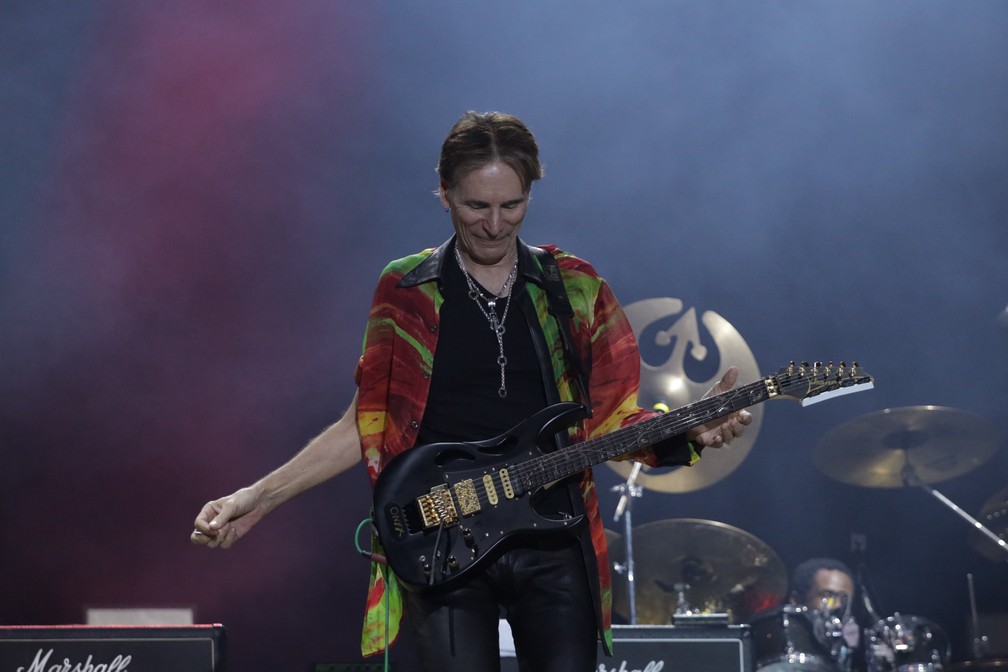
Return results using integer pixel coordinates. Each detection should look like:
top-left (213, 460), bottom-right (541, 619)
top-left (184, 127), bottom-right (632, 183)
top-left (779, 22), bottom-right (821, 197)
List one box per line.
top-left (613, 462), bottom-right (643, 624)
top-left (967, 573), bottom-right (990, 661)
top-left (900, 464), bottom-right (1008, 561)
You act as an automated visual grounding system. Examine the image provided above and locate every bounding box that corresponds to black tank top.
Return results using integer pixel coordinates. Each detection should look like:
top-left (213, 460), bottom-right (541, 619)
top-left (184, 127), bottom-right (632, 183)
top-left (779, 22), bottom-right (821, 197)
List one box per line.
top-left (417, 250), bottom-right (547, 444)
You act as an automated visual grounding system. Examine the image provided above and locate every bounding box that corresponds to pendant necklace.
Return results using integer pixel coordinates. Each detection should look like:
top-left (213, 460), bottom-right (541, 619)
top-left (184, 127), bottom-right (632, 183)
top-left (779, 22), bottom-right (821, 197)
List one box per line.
top-left (455, 246), bottom-right (519, 398)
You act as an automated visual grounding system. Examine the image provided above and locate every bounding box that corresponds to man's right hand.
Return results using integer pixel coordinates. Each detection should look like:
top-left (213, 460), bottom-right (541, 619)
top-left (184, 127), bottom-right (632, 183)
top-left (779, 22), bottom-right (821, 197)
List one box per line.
top-left (191, 486), bottom-right (266, 549)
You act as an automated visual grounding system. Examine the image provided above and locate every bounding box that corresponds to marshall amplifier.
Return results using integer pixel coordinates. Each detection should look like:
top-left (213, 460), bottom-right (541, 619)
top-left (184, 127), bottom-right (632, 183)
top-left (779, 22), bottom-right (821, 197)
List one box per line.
top-left (0, 625), bottom-right (225, 672)
top-left (502, 624), bottom-right (752, 672)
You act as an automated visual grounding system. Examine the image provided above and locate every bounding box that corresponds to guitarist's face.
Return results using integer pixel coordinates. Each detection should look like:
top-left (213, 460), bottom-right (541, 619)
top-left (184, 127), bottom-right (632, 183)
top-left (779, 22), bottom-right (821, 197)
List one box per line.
top-left (441, 161), bottom-right (529, 269)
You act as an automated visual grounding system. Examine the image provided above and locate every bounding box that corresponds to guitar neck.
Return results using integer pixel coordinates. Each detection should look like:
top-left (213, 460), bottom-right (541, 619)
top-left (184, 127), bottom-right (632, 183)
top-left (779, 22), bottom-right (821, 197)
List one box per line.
top-left (518, 378), bottom-right (772, 489)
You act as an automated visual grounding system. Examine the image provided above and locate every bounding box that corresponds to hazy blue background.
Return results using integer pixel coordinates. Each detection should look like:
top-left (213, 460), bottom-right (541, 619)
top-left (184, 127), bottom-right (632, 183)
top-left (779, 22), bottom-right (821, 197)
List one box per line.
top-left (3, 2), bottom-right (1006, 670)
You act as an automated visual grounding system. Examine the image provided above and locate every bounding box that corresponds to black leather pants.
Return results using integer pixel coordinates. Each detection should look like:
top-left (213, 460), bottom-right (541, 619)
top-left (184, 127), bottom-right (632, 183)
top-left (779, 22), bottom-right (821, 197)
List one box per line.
top-left (402, 535), bottom-right (598, 672)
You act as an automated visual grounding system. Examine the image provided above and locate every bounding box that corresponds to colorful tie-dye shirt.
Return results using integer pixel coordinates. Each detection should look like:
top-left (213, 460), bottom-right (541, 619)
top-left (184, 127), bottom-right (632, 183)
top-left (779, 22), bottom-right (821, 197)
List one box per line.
top-left (354, 238), bottom-right (699, 656)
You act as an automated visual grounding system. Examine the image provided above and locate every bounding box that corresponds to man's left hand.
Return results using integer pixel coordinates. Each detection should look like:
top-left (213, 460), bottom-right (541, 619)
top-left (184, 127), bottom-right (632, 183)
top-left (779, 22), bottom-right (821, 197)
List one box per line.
top-left (687, 366), bottom-right (753, 449)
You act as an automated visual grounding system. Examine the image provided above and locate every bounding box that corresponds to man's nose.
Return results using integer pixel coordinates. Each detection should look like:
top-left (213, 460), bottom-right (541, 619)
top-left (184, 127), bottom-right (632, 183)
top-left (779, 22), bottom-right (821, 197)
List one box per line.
top-left (483, 208), bottom-right (504, 235)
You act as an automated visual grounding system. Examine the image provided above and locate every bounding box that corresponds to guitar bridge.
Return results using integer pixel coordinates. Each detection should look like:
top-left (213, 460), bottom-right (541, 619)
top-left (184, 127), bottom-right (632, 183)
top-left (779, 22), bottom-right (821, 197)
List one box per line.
top-left (417, 484), bottom-right (459, 528)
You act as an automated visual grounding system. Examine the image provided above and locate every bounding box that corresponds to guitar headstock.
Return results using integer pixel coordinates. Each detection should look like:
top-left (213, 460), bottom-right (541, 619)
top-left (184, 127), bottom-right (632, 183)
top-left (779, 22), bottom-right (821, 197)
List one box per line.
top-left (769, 361), bottom-right (874, 406)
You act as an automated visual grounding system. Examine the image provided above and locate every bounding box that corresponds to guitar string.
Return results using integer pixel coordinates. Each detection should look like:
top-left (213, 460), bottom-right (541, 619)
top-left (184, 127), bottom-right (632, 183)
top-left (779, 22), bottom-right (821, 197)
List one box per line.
top-left (510, 386), bottom-right (751, 490)
top-left (447, 384), bottom-right (756, 515)
top-left (452, 383), bottom-right (761, 511)
top-left (446, 370), bottom-right (865, 511)
top-left (509, 369), bottom-right (865, 490)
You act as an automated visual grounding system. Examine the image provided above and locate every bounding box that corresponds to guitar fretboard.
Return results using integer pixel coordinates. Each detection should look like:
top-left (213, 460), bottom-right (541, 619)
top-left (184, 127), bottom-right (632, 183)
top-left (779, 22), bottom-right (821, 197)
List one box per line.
top-left (511, 379), bottom-right (772, 489)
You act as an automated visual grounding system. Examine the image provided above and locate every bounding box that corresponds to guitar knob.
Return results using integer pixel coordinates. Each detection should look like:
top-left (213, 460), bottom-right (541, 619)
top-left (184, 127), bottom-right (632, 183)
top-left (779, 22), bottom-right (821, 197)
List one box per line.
top-left (448, 556), bottom-right (458, 569)
top-left (461, 528), bottom-right (480, 554)
top-left (420, 556), bottom-right (431, 576)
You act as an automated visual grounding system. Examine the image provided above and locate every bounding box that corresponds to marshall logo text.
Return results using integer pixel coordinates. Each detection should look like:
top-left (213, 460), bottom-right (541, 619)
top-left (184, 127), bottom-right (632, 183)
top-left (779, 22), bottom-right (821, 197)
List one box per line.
top-left (17, 648), bottom-right (131, 672)
top-left (598, 660), bottom-right (664, 672)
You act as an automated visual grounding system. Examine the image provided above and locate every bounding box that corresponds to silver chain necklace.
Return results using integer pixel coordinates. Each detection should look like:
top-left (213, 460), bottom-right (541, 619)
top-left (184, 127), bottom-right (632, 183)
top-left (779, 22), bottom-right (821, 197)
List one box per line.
top-left (454, 246), bottom-right (519, 398)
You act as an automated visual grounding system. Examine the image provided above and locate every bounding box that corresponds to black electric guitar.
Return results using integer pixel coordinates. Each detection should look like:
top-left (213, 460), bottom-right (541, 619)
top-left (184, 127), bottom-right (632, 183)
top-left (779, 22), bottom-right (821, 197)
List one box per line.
top-left (372, 361), bottom-right (873, 592)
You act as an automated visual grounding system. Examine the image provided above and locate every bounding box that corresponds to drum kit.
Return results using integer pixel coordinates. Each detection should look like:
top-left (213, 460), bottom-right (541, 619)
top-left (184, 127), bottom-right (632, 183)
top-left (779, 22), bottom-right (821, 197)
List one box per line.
top-left (606, 404), bottom-right (1006, 672)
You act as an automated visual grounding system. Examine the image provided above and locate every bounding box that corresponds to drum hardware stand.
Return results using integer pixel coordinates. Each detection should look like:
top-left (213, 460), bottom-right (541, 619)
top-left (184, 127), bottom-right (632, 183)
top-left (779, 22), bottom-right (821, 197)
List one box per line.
top-left (850, 532), bottom-right (884, 623)
top-left (967, 573), bottom-right (991, 660)
top-left (900, 464), bottom-right (1008, 561)
top-left (673, 582), bottom-right (691, 615)
top-left (666, 582), bottom-right (730, 626)
top-left (612, 462), bottom-right (644, 624)
top-left (816, 611), bottom-right (846, 657)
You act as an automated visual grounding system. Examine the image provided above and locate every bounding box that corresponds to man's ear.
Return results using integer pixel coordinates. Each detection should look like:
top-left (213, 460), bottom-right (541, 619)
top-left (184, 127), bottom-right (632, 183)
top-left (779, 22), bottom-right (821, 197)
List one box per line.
top-left (438, 180), bottom-right (450, 210)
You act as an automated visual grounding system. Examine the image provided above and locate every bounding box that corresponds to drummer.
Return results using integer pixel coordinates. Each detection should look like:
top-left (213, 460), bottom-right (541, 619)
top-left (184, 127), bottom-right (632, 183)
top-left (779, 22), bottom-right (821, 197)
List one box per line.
top-left (788, 557), bottom-right (865, 672)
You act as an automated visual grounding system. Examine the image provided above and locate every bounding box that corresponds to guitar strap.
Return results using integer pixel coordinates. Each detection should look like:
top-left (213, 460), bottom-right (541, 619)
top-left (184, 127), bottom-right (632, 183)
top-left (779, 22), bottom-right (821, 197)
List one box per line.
top-left (528, 247), bottom-right (604, 651)
top-left (530, 246), bottom-right (593, 416)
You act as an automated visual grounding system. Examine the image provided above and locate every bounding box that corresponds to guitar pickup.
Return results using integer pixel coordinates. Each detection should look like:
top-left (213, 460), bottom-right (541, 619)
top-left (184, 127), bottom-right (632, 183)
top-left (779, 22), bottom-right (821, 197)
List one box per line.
top-left (417, 484), bottom-right (459, 528)
top-left (453, 479), bottom-right (480, 517)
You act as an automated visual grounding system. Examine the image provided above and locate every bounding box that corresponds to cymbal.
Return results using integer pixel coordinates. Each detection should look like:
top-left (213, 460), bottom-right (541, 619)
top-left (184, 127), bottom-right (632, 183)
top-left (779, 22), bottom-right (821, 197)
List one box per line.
top-left (609, 298), bottom-right (765, 493)
top-left (609, 518), bottom-right (786, 625)
top-left (812, 406), bottom-right (999, 488)
top-left (970, 485), bottom-right (1008, 562)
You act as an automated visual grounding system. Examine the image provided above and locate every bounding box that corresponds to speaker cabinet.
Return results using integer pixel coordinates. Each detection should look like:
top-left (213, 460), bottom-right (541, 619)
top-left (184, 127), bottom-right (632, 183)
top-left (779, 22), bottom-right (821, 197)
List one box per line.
top-left (502, 624), bottom-right (752, 672)
top-left (0, 625), bottom-right (225, 672)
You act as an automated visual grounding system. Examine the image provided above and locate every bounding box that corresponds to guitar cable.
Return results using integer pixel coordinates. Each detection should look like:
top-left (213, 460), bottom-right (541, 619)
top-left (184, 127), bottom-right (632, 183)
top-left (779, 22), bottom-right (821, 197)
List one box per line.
top-left (355, 517), bottom-right (386, 564)
top-left (354, 517), bottom-right (391, 672)
top-left (353, 518), bottom-right (449, 666)
top-left (428, 523), bottom-right (446, 586)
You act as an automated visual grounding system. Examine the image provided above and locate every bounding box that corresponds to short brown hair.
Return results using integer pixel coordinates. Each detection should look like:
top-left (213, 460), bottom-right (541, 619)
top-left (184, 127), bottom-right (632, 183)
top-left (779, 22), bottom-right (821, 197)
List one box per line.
top-left (436, 111), bottom-right (544, 194)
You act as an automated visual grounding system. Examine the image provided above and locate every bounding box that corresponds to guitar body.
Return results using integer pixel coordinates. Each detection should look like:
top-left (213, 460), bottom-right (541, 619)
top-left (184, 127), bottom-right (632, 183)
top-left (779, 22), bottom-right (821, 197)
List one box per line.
top-left (372, 402), bottom-right (589, 593)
